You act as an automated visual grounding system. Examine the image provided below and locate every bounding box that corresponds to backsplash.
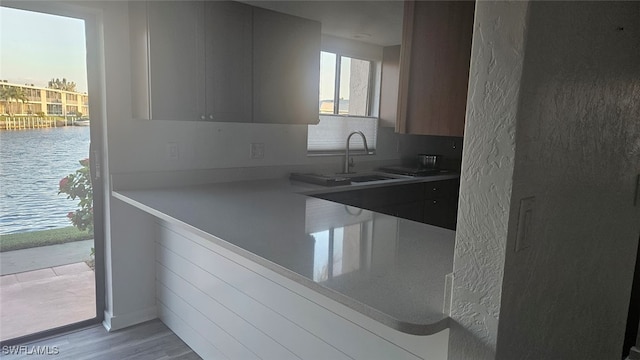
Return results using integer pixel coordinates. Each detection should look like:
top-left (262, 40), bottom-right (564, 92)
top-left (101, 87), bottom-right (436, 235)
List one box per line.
top-left (394, 131), bottom-right (464, 171)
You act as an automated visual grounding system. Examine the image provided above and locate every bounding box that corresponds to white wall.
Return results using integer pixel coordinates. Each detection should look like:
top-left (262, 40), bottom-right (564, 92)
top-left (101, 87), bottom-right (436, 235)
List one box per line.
top-left (84, 0), bottom-right (160, 330)
top-left (448, 2), bottom-right (529, 358)
top-left (451, 1), bottom-right (640, 359)
top-left (497, 2), bottom-right (640, 359)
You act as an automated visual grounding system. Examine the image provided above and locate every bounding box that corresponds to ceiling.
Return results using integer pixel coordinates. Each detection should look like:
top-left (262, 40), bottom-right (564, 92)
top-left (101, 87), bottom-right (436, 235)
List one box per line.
top-left (242, 1), bottom-right (404, 47)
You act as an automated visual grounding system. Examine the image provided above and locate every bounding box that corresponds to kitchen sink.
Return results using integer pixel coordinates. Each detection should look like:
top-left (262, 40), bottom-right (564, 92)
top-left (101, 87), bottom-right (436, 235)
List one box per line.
top-left (290, 171), bottom-right (411, 187)
top-left (348, 174), bottom-right (398, 183)
top-left (341, 172), bottom-right (412, 185)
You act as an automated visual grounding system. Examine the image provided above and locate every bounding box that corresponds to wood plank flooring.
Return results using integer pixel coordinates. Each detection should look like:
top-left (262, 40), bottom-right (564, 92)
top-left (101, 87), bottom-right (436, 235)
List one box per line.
top-left (0, 319), bottom-right (200, 360)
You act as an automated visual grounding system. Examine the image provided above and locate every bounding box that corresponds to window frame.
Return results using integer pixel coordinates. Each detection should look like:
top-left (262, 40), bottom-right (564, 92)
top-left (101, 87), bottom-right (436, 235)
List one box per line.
top-left (320, 50), bottom-right (376, 118)
top-left (309, 36), bottom-right (383, 156)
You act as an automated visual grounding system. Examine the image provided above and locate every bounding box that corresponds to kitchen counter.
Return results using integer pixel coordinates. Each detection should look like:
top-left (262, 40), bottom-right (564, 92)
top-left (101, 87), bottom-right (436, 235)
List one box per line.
top-left (113, 176), bottom-right (457, 335)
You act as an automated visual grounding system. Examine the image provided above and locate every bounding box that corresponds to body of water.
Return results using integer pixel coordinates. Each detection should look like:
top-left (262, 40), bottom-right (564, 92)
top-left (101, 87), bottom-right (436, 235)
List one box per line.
top-left (0, 127), bottom-right (91, 234)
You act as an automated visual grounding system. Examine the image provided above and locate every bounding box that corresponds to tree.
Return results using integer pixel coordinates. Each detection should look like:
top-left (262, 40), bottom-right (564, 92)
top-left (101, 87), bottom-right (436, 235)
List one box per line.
top-left (48, 78), bottom-right (77, 92)
top-left (0, 85), bottom-right (28, 115)
top-left (0, 86), bottom-right (9, 114)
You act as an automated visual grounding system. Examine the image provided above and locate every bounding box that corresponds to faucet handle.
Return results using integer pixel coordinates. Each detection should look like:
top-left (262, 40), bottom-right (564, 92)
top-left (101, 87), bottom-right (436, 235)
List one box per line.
top-left (348, 157), bottom-right (355, 169)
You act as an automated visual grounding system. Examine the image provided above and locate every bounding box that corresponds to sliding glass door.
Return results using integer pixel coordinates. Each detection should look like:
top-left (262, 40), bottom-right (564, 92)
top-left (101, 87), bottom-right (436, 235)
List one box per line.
top-left (0, 3), bottom-right (104, 345)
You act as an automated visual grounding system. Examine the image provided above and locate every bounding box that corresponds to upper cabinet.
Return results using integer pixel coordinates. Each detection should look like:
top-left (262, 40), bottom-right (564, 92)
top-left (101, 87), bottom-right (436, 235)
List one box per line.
top-left (130, 1), bottom-right (320, 124)
top-left (379, 45), bottom-right (401, 128)
top-left (204, 1), bottom-right (253, 123)
top-left (146, 1), bottom-right (205, 121)
top-left (392, 1), bottom-right (475, 136)
top-left (252, 7), bottom-right (321, 124)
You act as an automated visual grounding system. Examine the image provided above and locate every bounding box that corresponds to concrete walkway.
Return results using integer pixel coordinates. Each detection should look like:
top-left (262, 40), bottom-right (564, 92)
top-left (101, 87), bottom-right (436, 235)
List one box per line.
top-left (0, 262), bottom-right (96, 340)
top-left (0, 240), bottom-right (94, 276)
top-left (0, 240), bottom-right (97, 341)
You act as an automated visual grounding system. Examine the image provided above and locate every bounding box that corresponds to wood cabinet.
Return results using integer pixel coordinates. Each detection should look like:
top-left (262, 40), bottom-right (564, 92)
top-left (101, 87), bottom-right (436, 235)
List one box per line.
top-left (379, 45), bottom-right (401, 128)
top-left (393, 1), bottom-right (475, 136)
top-left (132, 1), bottom-right (320, 124)
top-left (312, 179), bottom-right (460, 230)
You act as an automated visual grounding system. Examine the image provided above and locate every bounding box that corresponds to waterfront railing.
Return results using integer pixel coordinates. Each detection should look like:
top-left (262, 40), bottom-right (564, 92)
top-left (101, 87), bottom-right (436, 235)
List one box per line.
top-left (0, 116), bottom-right (81, 130)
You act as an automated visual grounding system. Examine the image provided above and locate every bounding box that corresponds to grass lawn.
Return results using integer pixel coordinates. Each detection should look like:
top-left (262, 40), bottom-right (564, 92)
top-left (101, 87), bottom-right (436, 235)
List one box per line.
top-left (0, 226), bottom-right (93, 252)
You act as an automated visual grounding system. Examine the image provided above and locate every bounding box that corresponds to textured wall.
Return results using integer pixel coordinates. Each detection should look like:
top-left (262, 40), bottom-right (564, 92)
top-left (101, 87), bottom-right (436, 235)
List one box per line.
top-left (497, 2), bottom-right (640, 359)
top-left (448, 2), bottom-right (530, 359)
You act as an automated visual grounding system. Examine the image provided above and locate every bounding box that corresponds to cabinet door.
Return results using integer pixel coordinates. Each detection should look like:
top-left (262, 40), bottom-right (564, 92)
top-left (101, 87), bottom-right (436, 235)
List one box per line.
top-left (147, 1), bottom-right (205, 121)
top-left (396, 1), bottom-right (475, 136)
top-left (252, 7), bottom-right (321, 124)
top-left (312, 190), bottom-right (364, 208)
top-left (379, 45), bottom-right (401, 128)
top-left (424, 179), bottom-right (460, 200)
top-left (361, 183), bottom-right (425, 209)
top-left (204, 1), bottom-right (252, 123)
top-left (378, 202), bottom-right (424, 223)
top-left (423, 197), bottom-right (455, 230)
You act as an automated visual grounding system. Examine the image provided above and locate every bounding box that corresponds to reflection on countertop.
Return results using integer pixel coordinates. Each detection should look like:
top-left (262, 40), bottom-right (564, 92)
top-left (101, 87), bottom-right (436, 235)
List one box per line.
top-left (113, 178), bottom-right (455, 335)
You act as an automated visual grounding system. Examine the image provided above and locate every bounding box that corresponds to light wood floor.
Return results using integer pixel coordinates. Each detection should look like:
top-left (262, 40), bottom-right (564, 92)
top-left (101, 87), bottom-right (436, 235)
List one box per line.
top-left (1, 319), bottom-right (200, 360)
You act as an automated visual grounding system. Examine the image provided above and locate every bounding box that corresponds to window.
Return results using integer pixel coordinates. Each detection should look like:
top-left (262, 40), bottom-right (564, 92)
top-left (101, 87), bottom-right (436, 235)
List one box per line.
top-left (309, 50), bottom-right (378, 154)
top-left (319, 51), bottom-right (372, 116)
top-left (312, 224), bottom-right (363, 282)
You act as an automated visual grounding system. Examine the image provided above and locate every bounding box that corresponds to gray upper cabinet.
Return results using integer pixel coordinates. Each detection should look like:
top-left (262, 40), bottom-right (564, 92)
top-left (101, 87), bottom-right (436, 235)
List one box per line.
top-left (147, 1), bottom-right (205, 121)
top-left (204, 1), bottom-right (252, 123)
top-left (131, 1), bottom-right (320, 124)
top-left (252, 7), bottom-right (321, 124)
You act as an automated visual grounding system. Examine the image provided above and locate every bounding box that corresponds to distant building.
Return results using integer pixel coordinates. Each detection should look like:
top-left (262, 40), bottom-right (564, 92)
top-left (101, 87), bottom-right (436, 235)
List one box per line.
top-left (0, 81), bottom-right (89, 116)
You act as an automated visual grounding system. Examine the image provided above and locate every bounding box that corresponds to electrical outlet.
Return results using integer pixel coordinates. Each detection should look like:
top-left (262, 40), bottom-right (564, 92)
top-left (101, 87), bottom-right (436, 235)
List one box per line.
top-left (166, 142), bottom-right (179, 160)
top-left (250, 143), bottom-right (265, 159)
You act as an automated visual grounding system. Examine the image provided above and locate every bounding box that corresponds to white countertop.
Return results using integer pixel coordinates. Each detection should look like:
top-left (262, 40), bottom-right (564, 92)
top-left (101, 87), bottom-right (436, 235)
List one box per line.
top-left (113, 177), bottom-right (457, 335)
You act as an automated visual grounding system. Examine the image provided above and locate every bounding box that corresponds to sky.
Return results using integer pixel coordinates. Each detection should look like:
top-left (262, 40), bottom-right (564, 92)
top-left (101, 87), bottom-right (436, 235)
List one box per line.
top-left (320, 51), bottom-right (351, 102)
top-left (0, 6), bottom-right (88, 93)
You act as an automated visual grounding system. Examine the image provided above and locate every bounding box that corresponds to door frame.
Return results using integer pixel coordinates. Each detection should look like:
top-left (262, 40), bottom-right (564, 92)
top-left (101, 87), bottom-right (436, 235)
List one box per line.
top-left (0, 1), bottom-right (107, 346)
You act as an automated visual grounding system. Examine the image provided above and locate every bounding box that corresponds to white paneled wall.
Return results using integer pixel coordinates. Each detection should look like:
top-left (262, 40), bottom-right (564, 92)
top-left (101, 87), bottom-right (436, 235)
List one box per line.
top-left (155, 221), bottom-right (448, 360)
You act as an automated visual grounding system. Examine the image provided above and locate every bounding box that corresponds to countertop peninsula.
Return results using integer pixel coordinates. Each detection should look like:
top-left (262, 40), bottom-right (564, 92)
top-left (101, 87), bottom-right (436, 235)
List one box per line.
top-left (113, 176), bottom-right (457, 335)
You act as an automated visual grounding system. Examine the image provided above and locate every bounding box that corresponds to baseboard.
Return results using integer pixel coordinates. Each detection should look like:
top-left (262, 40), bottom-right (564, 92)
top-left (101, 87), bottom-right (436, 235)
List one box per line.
top-left (102, 306), bottom-right (157, 332)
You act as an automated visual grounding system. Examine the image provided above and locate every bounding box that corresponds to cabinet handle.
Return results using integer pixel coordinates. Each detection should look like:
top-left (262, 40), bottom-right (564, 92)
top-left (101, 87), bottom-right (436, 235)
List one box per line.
top-left (209, 114), bottom-right (214, 120)
top-left (433, 200), bottom-right (438, 204)
top-left (200, 115), bottom-right (205, 120)
top-left (432, 187), bottom-right (439, 191)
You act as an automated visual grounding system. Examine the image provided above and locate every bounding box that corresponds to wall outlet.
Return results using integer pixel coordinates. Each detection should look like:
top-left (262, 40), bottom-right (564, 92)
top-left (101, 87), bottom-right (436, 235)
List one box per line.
top-left (166, 142), bottom-right (179, 160)
top-left (250, 143), bottom-right (265, 159)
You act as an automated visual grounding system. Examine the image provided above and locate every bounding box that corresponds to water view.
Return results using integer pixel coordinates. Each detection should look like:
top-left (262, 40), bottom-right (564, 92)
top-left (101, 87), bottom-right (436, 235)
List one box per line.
top-left (0, 126), bottom-right (90, 234)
